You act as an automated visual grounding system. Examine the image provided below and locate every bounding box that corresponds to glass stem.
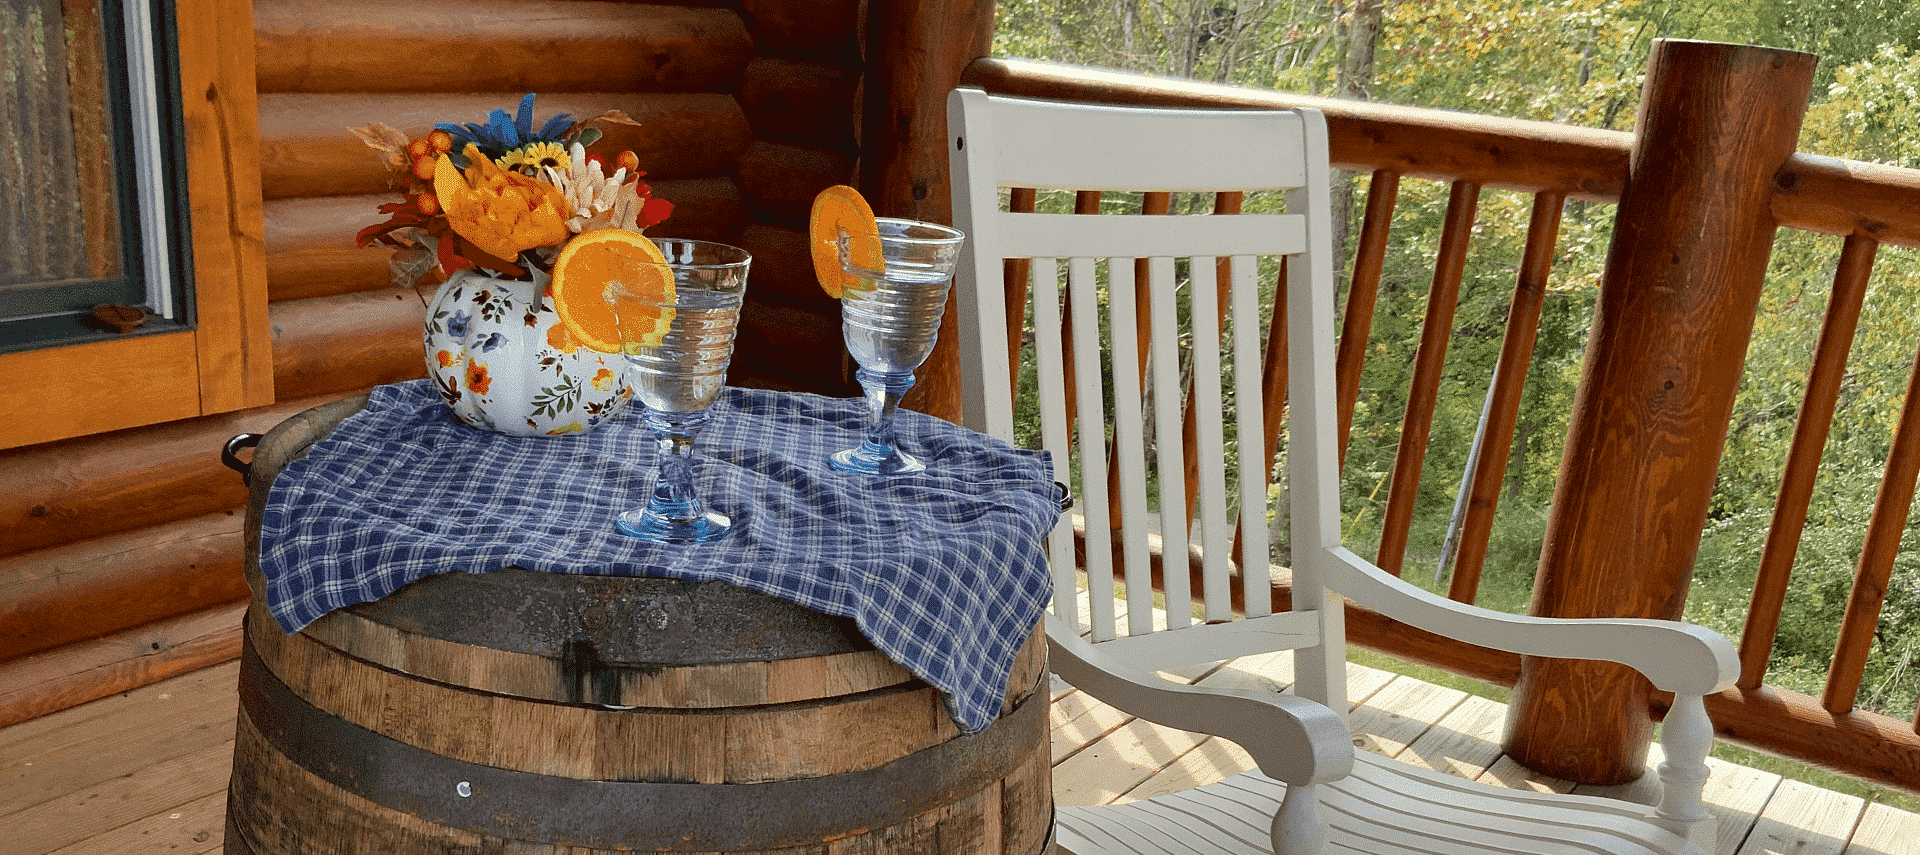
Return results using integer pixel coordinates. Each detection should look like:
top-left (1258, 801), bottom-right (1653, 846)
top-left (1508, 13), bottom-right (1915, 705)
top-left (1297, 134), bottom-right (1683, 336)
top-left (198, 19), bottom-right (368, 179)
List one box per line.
top-left (858, 367), bottom-right (916, 454)
top-left (645, 410), bottom-right (708, 522)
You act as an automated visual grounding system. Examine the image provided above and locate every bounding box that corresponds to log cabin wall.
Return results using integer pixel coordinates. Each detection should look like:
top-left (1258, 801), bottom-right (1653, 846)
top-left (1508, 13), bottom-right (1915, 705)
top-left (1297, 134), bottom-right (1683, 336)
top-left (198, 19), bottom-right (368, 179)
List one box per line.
top-left (0, 0), bottom-right (876, 726)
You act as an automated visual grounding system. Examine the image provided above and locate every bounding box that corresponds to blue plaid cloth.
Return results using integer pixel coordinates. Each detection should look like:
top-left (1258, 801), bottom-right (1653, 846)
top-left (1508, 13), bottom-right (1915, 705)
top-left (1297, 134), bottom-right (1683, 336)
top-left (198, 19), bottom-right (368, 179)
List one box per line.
top-left (259, 380), bottom-right (1059, 733)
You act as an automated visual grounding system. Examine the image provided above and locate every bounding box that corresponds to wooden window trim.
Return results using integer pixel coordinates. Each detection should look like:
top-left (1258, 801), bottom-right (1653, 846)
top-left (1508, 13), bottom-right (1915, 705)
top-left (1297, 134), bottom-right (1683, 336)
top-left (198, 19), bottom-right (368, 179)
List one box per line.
top-left (0, 0), bottom-right (272, 451)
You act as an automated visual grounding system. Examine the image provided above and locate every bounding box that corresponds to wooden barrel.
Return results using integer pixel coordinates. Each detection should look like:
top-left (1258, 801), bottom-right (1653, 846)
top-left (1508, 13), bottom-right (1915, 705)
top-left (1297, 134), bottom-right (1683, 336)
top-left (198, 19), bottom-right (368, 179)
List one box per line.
top-left (224, 396), bottom-right (1052, 854)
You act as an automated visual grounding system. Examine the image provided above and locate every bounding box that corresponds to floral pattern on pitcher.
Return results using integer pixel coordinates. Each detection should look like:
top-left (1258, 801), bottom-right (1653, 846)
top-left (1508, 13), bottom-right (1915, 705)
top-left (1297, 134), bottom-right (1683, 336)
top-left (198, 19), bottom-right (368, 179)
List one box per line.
top-left (424, 268), bottom-right (632, 436)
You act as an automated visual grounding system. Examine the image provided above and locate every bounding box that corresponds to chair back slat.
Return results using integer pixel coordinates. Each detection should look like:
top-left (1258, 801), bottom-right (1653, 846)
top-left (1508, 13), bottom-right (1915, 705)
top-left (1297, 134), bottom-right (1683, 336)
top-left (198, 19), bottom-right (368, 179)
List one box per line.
top-left (1028, 258), bottom-right (1089, 633)
top-left (1103, 257), bottom-right (1159, 638)
top-left (1231, 257), bottom-right (1274, 618)
top-left (1186, 253), bottom-right (1237, 624)
top-left (1065, 256), bottom-right (1121, 642)
top-left (1148, 256), bottom-right (1194, 630)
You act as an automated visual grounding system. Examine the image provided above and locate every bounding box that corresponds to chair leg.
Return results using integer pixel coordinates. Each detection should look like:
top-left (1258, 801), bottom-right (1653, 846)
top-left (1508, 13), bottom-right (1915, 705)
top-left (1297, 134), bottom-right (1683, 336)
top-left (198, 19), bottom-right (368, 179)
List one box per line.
top-left (1271, 781), bottom-right (1328, 855)
top-left (1653, 694), bottom-right (1718, 851)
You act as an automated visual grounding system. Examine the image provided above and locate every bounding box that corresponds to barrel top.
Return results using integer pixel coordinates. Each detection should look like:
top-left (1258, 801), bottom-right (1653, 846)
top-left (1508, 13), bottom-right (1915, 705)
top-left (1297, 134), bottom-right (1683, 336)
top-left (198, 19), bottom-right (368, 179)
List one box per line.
top-left (349, 567), bottom-right (877, 665)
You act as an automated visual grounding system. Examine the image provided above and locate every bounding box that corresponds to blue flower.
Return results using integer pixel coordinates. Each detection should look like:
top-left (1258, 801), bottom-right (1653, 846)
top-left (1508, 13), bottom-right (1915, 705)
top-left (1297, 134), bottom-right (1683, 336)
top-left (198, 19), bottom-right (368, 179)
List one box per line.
top-left (476, 332), bottom-right (507, 352)
top-left (434, 93), bottom-right (573, 164)
top-left (446, 311), bottom-right (471, 339)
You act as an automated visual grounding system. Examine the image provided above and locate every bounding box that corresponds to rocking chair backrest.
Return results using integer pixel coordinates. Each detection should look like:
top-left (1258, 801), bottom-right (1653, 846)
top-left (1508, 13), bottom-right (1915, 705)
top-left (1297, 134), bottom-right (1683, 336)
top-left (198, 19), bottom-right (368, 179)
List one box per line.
top-left (947, 87), bottom-right (1350, 712)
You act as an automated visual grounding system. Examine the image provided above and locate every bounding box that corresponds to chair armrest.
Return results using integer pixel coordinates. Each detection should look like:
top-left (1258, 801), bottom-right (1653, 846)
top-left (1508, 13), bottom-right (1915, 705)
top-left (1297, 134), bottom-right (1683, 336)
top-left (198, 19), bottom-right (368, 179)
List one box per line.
top-left (1045, 614), bottom-right (1353, 786)
top-left (1324, 547), bottom-right (1739, 695)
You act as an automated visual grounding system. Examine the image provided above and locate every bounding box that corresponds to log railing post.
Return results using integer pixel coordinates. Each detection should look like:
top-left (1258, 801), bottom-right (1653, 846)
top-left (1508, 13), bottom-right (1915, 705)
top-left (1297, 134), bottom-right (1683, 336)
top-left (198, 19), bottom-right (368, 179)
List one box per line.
top-left (861, 0), bottom-right (997, 423)
top-left (1502, 40), bottom-right (1816, 784)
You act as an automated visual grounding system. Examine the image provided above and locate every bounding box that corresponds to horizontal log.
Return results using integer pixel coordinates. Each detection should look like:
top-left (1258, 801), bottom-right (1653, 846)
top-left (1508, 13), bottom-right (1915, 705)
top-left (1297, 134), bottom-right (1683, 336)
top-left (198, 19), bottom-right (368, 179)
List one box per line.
top-left (264, 179), bottom-right (747, 302)
top-left (253, 0), bottom-right (753, 95)
top-left (272, 287), bottom-right (435, 401)
top-left (0, 394), bottom-right (347, 560)
top-left (265, 196), bottom-right (390, 301)
top-left (0, 600), bottom-right (245, 729)
top-left (736, 141), bottom-right (859, 230)
top-left (736, 221), bottom-right (843, 311)
top-left (0, 512), bottom-right (248, 661)
top-left (962, 57), bottom-right (1632, 201)
top-left (738, 0), bottom-right (863, 65)
top-left (1773, 153), bottom-right (1920, 248)
top-left (735, 301), bottom-right (855, 397)
top-left (259, 92), bottom-right (753, 199)
top-left (631, 177), bottom-right (749, 242)
top-left (737, 58), bottom-right (860, 152)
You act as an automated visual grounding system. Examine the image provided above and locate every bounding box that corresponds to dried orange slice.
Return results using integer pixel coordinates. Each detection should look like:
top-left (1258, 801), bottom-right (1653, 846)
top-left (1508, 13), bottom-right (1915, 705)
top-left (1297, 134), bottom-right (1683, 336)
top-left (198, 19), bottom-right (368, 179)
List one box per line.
top-left (550, 228), bottom-right (673, 352)
top-left (809, 184), bottom-right (883, 298)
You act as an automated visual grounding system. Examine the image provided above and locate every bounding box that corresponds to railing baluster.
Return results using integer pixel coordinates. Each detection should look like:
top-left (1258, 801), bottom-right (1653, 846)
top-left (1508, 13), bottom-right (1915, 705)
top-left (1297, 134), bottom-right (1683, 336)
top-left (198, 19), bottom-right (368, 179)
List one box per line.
top-left (1377, 179), bottom-right (1481, 574)
top-left (1445, 191), bottom-right (1562, 603)
top-left (1336, 170), bottom-right (1400, 465)
top-left (1824, 305), bottom-right (1920, 715)
top-left (1740, 232), bottom-right (1876, 690)
top-left (1002, 187), bottom-right (1037, 395)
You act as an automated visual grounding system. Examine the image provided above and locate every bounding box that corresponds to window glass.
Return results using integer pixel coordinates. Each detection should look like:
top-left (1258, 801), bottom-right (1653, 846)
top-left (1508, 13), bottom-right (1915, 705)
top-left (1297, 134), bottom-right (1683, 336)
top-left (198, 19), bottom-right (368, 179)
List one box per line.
top-left (0, 0), bottom-right (191, 354)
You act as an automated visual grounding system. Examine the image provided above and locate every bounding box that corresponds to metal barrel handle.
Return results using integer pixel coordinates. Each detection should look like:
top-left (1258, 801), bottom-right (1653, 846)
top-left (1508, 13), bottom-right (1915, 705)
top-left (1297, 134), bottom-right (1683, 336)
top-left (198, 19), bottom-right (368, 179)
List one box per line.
top-left (223, 433), bottom-right (263, 486)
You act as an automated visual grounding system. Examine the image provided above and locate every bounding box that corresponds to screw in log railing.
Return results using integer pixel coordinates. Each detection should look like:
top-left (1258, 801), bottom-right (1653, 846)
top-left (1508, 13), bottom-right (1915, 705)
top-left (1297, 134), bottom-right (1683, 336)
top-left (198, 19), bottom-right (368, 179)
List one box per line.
top-left (1503, 39), bottom-right (1817, 784)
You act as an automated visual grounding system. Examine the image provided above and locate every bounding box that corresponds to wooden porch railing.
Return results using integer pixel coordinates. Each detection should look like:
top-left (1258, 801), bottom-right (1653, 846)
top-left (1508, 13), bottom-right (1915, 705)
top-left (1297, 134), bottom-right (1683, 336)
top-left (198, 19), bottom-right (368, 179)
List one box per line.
top-left (947, 47), bottom-right (1920, 795)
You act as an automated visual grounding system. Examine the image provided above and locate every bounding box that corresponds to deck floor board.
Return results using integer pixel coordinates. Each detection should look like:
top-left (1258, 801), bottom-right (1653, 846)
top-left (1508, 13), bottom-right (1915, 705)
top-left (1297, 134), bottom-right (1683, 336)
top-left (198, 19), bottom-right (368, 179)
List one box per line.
top-left (1, 647), bottom-right (1912, 855)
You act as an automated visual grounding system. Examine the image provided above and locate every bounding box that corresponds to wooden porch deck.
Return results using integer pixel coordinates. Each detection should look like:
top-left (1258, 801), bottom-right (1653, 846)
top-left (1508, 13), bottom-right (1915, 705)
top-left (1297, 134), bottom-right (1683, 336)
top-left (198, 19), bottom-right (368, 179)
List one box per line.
top-left (4, 648), bottom-right (1916, 855)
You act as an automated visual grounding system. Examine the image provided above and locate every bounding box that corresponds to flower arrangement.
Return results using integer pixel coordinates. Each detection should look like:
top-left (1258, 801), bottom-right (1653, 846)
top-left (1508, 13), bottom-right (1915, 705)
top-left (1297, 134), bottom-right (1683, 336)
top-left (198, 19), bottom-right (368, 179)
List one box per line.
top-left (352, 93), bottom-right (674, 285)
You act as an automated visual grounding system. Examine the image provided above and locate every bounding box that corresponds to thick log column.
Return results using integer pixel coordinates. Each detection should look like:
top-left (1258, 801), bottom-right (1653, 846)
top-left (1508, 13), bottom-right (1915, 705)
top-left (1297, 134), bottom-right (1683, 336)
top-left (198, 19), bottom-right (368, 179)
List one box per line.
top-left (861, 0), bottom-right (997, 423)
top-left (1503, 40), bottom-right (1816, 783)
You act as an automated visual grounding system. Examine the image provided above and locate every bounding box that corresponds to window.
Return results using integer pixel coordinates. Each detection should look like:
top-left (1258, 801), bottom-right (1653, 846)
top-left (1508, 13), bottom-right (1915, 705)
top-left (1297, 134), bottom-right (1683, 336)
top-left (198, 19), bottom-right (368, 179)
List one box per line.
top-left (2, 0), bottom-right (193, 354)
top-left (0, 0), bottom-right (273, 450)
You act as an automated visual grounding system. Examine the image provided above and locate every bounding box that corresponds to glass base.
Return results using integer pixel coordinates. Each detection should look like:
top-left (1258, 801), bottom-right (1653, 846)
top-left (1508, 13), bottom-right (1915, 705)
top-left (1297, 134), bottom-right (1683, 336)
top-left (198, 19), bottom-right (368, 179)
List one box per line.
top-left (829, 442), bottom-right (925, 476)
top-left (615, 507), bottom-right (733, 543)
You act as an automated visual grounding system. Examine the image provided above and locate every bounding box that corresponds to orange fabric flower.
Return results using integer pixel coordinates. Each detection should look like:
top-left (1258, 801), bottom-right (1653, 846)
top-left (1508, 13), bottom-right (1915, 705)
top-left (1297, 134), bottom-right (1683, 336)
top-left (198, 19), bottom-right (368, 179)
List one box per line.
top-left (465, 361), bottom-right (492, 395)
top-left (435, 144), bottom-right (571, 262)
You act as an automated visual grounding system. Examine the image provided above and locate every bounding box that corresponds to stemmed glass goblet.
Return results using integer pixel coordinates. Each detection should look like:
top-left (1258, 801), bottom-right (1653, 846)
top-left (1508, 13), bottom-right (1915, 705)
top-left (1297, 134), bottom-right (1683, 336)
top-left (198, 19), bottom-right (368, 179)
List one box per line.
top-left (610, 239), bottom-right (751, 542)
top-left (829, 218), bottom-right (966, 475)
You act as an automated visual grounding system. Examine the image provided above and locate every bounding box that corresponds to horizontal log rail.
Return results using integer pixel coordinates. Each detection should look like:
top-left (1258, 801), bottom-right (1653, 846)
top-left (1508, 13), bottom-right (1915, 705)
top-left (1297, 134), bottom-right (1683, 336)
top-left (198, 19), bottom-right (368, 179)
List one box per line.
top-left (960, 56), bottom-right (1920, 793)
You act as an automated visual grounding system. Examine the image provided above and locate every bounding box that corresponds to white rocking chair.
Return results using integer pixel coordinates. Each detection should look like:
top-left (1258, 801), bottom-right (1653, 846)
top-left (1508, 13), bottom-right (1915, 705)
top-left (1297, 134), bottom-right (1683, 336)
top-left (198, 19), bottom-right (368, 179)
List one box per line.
top-left (945, 86), bottom-right (1739, 855)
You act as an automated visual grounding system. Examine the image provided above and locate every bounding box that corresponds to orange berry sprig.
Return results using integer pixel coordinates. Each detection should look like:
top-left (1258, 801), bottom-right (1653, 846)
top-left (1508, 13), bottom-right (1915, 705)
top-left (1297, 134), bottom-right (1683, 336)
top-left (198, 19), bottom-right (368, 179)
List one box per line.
top-left (407, 130), bottom-right (455, 181)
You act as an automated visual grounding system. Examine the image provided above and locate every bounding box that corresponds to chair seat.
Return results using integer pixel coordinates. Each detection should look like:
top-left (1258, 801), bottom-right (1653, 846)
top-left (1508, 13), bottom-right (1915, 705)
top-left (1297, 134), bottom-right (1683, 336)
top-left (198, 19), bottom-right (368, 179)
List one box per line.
top-left (1057, 753), bottom-right (1704, 855)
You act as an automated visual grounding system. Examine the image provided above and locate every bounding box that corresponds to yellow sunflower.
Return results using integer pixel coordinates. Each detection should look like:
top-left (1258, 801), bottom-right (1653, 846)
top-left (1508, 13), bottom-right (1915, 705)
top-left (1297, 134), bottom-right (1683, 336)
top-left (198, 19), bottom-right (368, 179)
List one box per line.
top-left (497, 141), bottom-right (570, 177)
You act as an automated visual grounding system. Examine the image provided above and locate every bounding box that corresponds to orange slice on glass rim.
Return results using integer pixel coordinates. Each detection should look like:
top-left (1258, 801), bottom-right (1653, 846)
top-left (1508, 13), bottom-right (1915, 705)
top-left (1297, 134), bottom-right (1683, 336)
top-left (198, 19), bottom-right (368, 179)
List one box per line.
top-left (550, 228), bottom-right (674, 352)
top-left (809, 184), bottom-right (883, 299)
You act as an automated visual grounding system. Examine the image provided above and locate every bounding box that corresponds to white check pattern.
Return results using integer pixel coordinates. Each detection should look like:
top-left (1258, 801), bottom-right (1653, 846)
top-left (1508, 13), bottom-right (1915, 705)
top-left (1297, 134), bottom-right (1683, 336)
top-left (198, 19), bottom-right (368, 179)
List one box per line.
top-left (259, 380), bottom-right (1059, 732)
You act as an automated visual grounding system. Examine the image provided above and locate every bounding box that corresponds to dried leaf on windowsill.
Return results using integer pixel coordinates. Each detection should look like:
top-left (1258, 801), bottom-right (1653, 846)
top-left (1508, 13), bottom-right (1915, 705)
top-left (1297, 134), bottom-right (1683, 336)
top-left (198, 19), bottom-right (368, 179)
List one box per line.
top-left (93, 304), bottom-right (149, 333)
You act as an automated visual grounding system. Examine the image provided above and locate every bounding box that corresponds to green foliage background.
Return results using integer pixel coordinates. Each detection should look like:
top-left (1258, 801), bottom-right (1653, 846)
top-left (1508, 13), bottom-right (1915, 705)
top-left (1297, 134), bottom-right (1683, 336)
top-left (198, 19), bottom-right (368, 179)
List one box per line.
top-left (992, 0), bottom-right (1920, 735)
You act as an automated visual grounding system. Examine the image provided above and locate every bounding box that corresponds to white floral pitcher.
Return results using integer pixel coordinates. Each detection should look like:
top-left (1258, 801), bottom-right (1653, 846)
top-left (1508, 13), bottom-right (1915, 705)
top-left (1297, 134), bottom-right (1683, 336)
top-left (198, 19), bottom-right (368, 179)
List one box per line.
top-left (422, 268), bottom-right (631, 436)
